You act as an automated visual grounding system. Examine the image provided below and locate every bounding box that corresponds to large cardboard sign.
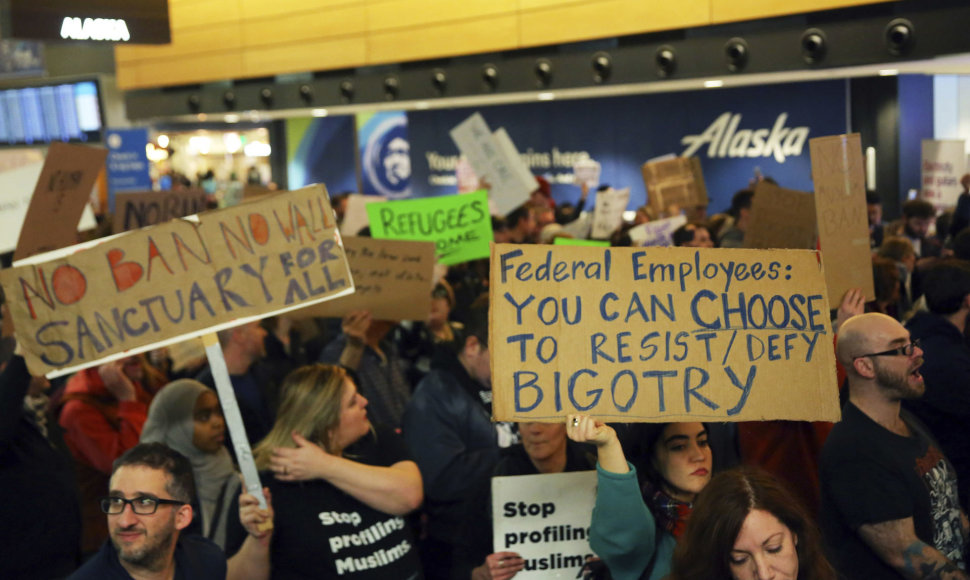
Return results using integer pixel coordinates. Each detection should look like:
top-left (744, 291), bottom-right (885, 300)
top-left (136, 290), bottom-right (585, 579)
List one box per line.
top-left (366, 190), bottom-right (493, 265)
top-left (591, 188), bottom-right (630, 239)
top-left (113, 190), bottom-right (209, 233)
top-left (810, 134), bottom-right (876, 304)
top-left (1, 185), bottom-right (354, 377)
top-left (921, 139), bottom-right (968, 209)
top-left (0, 161), bottom-right (97, 253)
top-left (292, 237), bottom-right (436, 321)
top-left (642, 157), bottom-right (708, 215)
top-left (15, 142), bottom-right (108, 260)
top-left (744, 182), bottom-right (816, 251)
top-left (628, 214), bottom-right (688, 247)
top-left (489, 244), bottom-right (840, 423)
top-left (492, 471), bottom-right (597, 579)
top-left (450, 113), bottom-right (534, 216)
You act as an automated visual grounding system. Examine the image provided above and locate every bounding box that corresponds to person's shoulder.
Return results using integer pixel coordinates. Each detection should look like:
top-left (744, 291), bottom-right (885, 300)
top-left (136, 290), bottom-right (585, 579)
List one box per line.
top-left (177, 534), bottom-right (227, 576)
top-left (67, 543), bottom-right (121, 579)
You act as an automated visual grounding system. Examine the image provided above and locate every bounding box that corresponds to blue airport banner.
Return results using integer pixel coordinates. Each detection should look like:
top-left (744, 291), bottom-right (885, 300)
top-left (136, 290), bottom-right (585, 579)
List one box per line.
top-left (408, 80), bottom-right (848, 213)
top-left (286, 116), bottom-right (358, 194)
top-left (358, 111), bottom-right (411, 199)
top-left (105, 128), bottom-right (152, 212)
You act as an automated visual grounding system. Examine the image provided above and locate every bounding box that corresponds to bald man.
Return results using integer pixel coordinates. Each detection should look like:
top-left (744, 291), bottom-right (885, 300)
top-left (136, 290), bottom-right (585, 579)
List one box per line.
top-left (820, 313), bottom-right (969, 579)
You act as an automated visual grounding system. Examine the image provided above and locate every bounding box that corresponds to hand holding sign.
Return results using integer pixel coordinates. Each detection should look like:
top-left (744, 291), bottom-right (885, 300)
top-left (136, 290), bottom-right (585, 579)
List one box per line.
top-left (474, 552), bottom-right (525, 580)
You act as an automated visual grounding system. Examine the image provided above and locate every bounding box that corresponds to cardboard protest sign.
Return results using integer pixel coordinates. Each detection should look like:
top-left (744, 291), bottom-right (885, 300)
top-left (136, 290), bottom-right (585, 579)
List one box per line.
top-left (0, 161), bottom-right (97, 253)
top-left (15, 142), bottom-right (108, 260)
top-left (113, 190), bottom-right (209, 233)
top-left (921, 140), bottom-right (968, 209)
top-left (591, 188), bottom-right (630, 239)
top-left (628, 214), bottom-right (688, 247)
top-left (366, 190), bottom-right (493, 265)
top-left (553, 237), bottom-right (610, 247)
top-left (292, 237), bottom-right (436, 321)
top-left (1, 184), bottom-right (354, 377)
top-left (641, 156), bottom-right (708, 215)
top-left (573, 159), bottom-right (601, 190)
top-left (489, 244), bottom-right (840, 423)
top-left (492, 471), bottom-right (597, 579)
top-left (744, 182), bottom-right (816, 251)
top-left (340, 193), bottom-right (385, 237)
top-left (810, 134), bottom-right (876, 305)
top-left (450, 113), bottom-right (534, 216)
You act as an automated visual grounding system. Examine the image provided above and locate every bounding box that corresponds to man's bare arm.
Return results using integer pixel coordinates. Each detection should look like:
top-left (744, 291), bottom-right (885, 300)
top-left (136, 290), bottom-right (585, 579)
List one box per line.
top-left (858, 518), bottom-right (968, 580)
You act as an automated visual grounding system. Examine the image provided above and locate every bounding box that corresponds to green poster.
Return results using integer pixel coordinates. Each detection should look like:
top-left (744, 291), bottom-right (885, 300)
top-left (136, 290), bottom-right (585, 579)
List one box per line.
top-left (366, 190), bottom-right (493, 265)
top-left (553, 237), bottom-right (611, 247)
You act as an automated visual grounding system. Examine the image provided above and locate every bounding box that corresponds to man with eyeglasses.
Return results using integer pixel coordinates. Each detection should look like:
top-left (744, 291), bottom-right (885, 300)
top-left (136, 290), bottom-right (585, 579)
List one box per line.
top-left (69, 442), bottom-right (226, 579)
top-left (820, 312), bottom-right (969, 580)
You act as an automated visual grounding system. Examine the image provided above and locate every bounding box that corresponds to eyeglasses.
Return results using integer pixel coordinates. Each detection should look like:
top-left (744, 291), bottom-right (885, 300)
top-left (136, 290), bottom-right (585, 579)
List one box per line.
top-left (855, 338), bottom-right (921, 359)
top-left (100, 496), bottom-right (186, 515)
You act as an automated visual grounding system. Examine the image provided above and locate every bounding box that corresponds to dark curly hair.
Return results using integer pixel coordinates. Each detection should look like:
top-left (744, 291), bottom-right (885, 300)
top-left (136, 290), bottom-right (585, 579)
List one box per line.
top-left (672, 466), bottom-right (835, 580)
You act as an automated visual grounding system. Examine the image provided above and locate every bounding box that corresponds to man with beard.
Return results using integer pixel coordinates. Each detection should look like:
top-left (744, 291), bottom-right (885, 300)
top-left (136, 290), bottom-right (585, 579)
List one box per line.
top-left (821, 313), bottom-right (969, 579)
top-left (69, 442), bottom-right (225, 579)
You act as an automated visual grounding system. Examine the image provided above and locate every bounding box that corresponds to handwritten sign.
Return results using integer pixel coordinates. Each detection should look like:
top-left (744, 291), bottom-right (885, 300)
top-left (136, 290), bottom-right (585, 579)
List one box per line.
top-left (641, 157), bottom-right (708, 215)
top-left (921, 139), bottom-right (968, 209)
top-left (0, 161), bottom-right (96, 253)
top-left (366, 190), bottom-right (493, 265)
top-left (628, 214), bottom-right (688, 247)
top-left (15, 142), bottom-right (108, 260)
top-left (591, 188), bottom-right (630, 239)
top-left (292, 237), bottom-right (435, 321)
top-left (489, 244), bottom-right (840, 423)
top-left (492, 471), bottom-right (597, 579)
top-left (744, 182), bottom-right (816, 251)
top-left (810, 134), bottom-right (876, 304)
top-left (1, 185), bottom-right (354, 377)
top-left (450, 113), bottom-right (534, 216)
top-left (113, 190), bottom-right (209, 233)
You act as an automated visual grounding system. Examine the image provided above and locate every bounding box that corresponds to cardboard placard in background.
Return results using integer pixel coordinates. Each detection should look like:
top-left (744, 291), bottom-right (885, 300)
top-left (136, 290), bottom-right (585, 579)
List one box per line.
top-left (744, 182), bottom-right (817, 251)
top-left (450, 113), bottom-right (534, 216)
top-left (591, 187), bottom-right (630, 239)
top-left (642, 157), bottom-right (708, 214)
top-left (492, 471), bottom-right (597, 579)
top-left (810, 134), bottom-right (876, 305)
top-left (366, 190), bottom-right (493, 265)
top-left (340, 193), bottom-right (385, 236)
top-left (1, 185), bottom-right (354, 377)
top-left (628, 214), bottom-right (688, 247)
top-left (0, 161), bottom-right (97, 253)
top-left (489, 244), bottom-right (840, 423)
top-left (15, 142), bottom-right (108, 260)
top-left (113, 189), bottom-right (209, 233)
top-left (292, 237), bottom-right (436, 321)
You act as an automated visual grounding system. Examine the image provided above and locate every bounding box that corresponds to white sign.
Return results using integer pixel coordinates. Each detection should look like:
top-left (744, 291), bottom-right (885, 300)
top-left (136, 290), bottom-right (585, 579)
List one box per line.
top-left (628, 214), bottom-right (688, 247)
top-left (681, 113), bottom-right (810, 163)
top-left (492, 471), bottom-right (597, 579)
top-left (450, 113), bottom-right (535, 216)
top-left (921, 140), bottom-right (968, 209)
top-left (0, 161), bottom-right (96, 254)
top-left (456, 158), bottom-right (481, 193)
top-left (60, 17), bottom-right (131, 42)
top-left (573, 159), bottom-right (601, 190)
top-left (340, 193), bottom-right (386, 236)
top-left (591, 187), bottom-right (630, 239)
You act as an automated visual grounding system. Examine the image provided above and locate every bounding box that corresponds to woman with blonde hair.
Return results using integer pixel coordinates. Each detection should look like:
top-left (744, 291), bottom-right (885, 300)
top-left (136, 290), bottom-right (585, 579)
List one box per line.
top-left (225, 363), bottom-right (423, 580)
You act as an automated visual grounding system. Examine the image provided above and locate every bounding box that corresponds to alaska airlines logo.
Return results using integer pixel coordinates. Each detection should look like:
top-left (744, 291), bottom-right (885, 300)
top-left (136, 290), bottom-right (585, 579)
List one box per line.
top-left (60, 17), bottom-right (131, 42)
top-left (680, 113), bottom-right (809, 163)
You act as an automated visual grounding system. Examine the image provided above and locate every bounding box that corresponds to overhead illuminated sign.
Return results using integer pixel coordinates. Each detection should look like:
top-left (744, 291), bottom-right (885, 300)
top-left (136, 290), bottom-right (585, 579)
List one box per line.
top-left (6, 0), bottom-right (170, 45)
top-left (60, 17), bottom-right (131, 42)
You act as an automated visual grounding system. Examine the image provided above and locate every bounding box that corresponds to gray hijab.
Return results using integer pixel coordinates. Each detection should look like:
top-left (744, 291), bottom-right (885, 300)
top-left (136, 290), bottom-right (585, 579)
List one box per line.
top-left (141, 379), bottom-right (236, 546)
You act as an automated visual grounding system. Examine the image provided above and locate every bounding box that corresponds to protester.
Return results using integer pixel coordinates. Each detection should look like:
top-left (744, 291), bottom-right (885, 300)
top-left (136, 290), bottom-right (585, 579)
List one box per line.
top-left (567, 416), bottom-right (712, 580)
top-left (898, 199), bottom-right (942, 259)
top-left (68, 442), bottom-right (226, 579)
top-left (877, 236), bottom-right (917, 312)
top-left (395, 281), bottom-right (464, 386)
top-left (671, 223), bottom-right (714, 248)
top-left (506, 204), bottom-right (538, 244)
top-left (140, 379), bottom-right (238, 548)
top-left (225, 363), bottom-right (423, 579)
top-left (821, 313), bottom-right (967, 578)
top-left (672, 466), bottom-right (835, 580)
top-left (718, 189), bottom-right (754, 248)
top-left (867, 191), bottom-right (886, 249)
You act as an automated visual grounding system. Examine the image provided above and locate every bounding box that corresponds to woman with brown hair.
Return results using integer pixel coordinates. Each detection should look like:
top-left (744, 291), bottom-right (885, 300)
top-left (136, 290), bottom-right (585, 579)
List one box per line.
top-left (672, 466), bottom-right (835, 580)
top-left (225, 363), bottom-right (423, 580)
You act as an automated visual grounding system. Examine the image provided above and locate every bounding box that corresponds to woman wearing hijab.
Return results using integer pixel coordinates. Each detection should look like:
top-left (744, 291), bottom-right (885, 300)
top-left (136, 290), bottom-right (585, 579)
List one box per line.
top-left (140, 379), bottom-right (238, 548)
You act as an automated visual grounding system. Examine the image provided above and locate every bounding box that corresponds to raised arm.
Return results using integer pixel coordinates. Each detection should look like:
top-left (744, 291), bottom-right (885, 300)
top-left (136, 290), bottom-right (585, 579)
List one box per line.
top-left (227, 488), bottom-right (273, 580)
top-left (858, 517), bottom-right (969, 580)
top-left (270, 432), bottom-right (422, 515)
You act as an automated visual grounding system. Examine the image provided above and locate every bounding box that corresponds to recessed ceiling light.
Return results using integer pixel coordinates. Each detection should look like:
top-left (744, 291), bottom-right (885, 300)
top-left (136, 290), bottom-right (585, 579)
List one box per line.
top-left (537, 92), bottom-right (556, 101)
top-left (704, 80), bottom-right (724, 88)
top-left (879, 69), bottom-right (899, 76)
top-left (312, 108), bottom-right (328, 117)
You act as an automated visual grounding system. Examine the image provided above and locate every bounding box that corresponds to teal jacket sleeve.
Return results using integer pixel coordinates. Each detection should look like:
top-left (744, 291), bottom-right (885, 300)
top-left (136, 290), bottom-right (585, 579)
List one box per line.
top-left (589, 462), bottom-right (657, 580)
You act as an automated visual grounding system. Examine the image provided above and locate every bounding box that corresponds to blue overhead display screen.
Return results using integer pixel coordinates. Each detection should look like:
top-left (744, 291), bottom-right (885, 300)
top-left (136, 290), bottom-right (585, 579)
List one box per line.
top-left (0, 80), bottom-right (102, 146)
